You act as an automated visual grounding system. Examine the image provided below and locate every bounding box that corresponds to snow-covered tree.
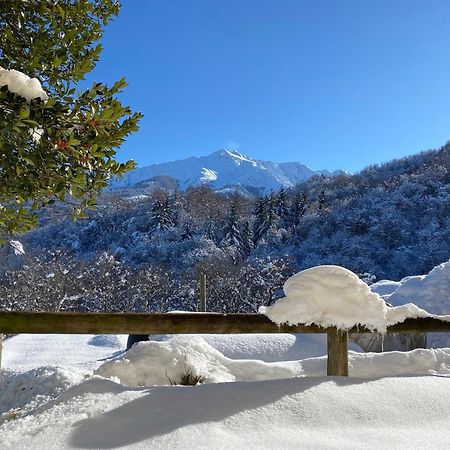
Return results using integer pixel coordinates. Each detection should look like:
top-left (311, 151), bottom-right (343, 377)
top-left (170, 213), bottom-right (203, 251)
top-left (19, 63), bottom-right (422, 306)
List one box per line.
top-left (241, 220), bottom-right (254, 257)
top-left (253, 198), bottom-right (267, 245)
top-left (221, 202), bottom-right (244, 259)
top-left (276, 187), bottom-right (289, 226)
top-left (150, 198), bottom-right (175, 231)
top-left (180, 222), bottom-right (194, 241)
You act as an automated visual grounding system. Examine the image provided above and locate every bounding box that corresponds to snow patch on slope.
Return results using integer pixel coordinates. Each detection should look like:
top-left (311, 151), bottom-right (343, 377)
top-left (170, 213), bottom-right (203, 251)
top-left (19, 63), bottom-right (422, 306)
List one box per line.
top-left (200, 167), bottom-right (217, 182)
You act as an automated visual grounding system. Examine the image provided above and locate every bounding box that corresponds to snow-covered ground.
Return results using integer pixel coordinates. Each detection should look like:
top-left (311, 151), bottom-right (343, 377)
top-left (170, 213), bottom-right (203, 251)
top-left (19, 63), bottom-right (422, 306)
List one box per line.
top-left (2, 264), bottom-right (450, 448)
top-left (1, 333), bottom-right (450, 449)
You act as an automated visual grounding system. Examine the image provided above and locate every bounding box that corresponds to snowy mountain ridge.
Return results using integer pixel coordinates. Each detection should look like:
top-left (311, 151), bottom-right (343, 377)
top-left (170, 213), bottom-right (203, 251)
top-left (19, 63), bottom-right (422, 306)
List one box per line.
top-left (109, 149), bottom-right (347, 194)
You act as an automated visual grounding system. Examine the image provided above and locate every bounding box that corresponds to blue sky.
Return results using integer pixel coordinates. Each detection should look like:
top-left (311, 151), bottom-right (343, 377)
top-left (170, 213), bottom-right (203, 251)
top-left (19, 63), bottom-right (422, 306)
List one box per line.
top-left (88, 0), bottom-right (450, 172)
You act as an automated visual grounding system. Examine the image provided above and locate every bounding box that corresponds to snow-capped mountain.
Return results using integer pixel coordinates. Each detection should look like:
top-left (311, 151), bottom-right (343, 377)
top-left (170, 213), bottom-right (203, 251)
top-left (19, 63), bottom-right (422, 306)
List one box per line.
top-left (109, 149), bottom-right (346, 194)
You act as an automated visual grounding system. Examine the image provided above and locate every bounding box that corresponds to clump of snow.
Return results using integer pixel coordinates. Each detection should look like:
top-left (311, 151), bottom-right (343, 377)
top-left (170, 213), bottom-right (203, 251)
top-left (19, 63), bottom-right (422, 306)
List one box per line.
top-left (370, 260), bottom-right (450, 348)
top-left (260, 265), bottom-right (389, 332)
top-left (96, 336), bottom-right (302, 386)
top-left (385, 303), bottom-right (431, 326)
top-left (0, 68), bottom-right (48, 102)
top-left (30, 127), bottom-right (44, 143)
top-left (9, 240), bottom-right (24, 256)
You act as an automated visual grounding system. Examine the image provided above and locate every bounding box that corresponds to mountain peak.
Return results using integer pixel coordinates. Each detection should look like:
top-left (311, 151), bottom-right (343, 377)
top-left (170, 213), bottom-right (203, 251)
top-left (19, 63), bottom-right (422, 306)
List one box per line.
top-left (109, 149), bottom-right (346, 194)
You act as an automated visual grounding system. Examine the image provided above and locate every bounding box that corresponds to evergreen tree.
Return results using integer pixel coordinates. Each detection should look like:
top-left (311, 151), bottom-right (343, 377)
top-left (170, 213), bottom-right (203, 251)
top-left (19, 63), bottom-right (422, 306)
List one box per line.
top-left (318, 189), bottom-right (328, 214)
top-left (290, 191), bottom-right (308, 228)
top-left (221, 202), bottom-right (243, 250)
top-left (150, 198), bottom-right (174, 231)
top-left (241, 220), bottom-right (254, 257)
top-left (204, 218), bottom-right (217, 243)
top-left (276, 188), bottom-right (289, 226)
top-left (180, 222), bottom-right (194, 241)
top-left (252, 197), bottom-right (267, 245)
top-left (265, 193), bottom-right (279, 231)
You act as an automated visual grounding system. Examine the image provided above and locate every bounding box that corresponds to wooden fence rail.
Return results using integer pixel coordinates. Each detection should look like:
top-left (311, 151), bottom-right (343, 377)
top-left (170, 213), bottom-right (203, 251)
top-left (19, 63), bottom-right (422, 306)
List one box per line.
top-left (1, 312), bottom-right (450, 376)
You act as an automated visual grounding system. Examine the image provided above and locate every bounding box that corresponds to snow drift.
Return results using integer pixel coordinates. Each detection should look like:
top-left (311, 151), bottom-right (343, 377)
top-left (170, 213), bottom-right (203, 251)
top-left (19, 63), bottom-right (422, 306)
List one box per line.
top-left (95, 336), bottom-right (303, 386)
top-left (372, 259), bottom-right (450, 314)
top-left (372, 259), bottom-right (450, 347)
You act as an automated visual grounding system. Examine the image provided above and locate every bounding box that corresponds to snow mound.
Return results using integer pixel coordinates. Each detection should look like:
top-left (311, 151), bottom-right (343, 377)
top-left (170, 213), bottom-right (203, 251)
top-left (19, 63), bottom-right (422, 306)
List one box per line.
top-left (87, 335), bottom-right (123, 348)
top-left (371, 279), bottom-right (402, 299)
top-left (370, 260), bottom-right (450, 348)
top-left (147, 333), bottom-right (331, 361)
top-left (388, 260), bottom-right (450, 314)
top-left (96, 336), bottom-right (302, 386)
top-left (0, 366), bottom-right (83, 423)
top-left (147, 333), bottom-right (364, 361)
top-left (260, 265), bottom-right (388, 331)
top-left (350, 347), bottom-right (450, 377)
top-left (0, 67), bottom-right (48, 102)
top-left (260, 265), bottom-right (446, 332)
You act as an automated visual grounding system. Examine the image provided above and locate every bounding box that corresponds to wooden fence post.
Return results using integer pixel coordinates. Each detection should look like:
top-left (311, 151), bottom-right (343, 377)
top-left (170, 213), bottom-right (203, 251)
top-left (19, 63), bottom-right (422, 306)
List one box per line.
top-left (327, 328), bottom-right (349, 376)
top-left (199, 273), bottom-right (207, 312)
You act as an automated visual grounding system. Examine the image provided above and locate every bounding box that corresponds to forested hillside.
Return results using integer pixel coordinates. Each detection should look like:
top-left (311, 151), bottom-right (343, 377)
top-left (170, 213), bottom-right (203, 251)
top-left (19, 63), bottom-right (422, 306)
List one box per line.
top-left (2, 143), bottom-right (449, 312)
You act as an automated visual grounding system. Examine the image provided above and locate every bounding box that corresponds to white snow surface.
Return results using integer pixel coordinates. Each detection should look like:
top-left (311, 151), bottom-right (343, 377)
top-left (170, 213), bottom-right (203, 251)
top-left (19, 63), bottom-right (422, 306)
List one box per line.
top-left (384, 259), bottom-right (450, 313)
top-left (2, 333), bottom-right (450, 449)
top-left (370, 279), bottom-right (402, 299)
top-left (0, 68), bottom-right (48, 102)
top-left (2, 334), bottom-right (128, 372)
top-left (2, 376), bottom-right (450, 449)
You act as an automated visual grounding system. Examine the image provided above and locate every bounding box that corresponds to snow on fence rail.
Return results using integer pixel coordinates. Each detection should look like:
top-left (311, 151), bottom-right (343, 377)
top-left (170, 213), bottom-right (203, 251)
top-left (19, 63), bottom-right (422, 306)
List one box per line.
top-left (1, 312), bottom-right (450, 377)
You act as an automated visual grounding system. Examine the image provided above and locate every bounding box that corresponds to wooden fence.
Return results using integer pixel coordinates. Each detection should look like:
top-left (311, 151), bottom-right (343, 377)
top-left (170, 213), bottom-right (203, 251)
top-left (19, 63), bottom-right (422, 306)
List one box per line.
top-left (1, 311), bottom-right (450, 376)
